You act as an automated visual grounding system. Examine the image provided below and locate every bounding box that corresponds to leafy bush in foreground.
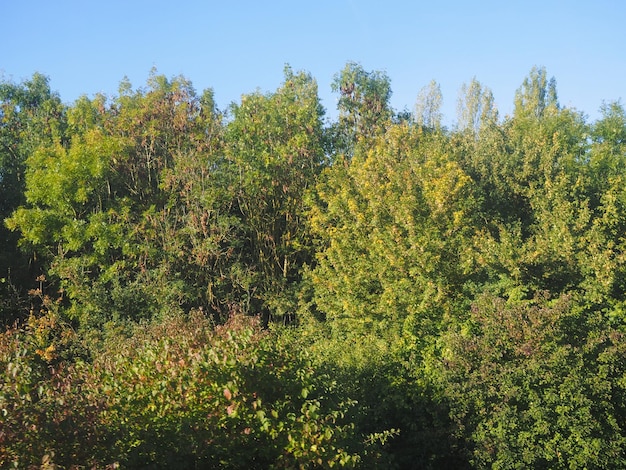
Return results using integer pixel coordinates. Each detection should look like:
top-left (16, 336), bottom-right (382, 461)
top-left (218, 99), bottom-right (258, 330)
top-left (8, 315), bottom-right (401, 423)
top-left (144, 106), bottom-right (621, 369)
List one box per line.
top-left (439, 293), bottom-right (626, 468)
top-left (1, 312), bottom-right (374, 468)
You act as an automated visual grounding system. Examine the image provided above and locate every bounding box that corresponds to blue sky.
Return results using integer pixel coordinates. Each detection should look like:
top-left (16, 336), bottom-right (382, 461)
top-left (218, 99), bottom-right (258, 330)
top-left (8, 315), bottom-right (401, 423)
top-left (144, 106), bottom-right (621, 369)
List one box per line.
top-left (3, 0), bottom-right (624, 125)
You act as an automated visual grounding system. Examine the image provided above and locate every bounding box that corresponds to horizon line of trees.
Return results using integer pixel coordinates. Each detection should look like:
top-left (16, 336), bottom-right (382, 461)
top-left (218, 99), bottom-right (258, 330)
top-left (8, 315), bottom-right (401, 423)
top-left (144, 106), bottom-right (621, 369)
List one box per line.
top-left (2, 63), bottom-right (626, 468)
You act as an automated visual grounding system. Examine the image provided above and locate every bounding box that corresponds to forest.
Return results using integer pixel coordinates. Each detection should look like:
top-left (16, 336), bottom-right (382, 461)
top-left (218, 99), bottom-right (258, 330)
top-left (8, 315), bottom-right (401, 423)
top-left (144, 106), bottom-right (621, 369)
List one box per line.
top-left (1, 62), bottom-right (626, 469)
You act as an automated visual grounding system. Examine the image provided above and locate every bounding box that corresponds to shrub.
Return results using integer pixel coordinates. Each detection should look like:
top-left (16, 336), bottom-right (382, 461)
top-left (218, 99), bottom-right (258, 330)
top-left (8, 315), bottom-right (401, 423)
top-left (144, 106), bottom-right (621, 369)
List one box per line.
top-left (439, 293), bottom-right (626, 468)
top-left (1, 312), bottom-right (370, 468)
top-left (0, 312), bottom-right (104, 468)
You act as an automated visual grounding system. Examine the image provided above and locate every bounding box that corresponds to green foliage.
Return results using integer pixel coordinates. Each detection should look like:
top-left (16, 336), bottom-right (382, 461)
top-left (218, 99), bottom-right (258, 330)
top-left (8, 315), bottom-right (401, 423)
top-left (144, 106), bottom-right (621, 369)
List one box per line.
top-left (330, 62), bottom-right (393, 157)
top-left (304, 121), bottom-right (483, 466)
top-left (0, 310), bottom-right (97, 467)
top-left (438, 293), bottom-right (626, 468)
top-left (0, 73), bottom-right (66, 324)
top-left (6, 72), bottom-right (218, 327)
top-left (290, 314), bottom-right (465, 468)
top-left (456, 78), bottom-right (497, 135)
top-left (7, 67), bottom-right (325, 328)
top-left (4, 63), bottom-right (626, 468)
top-left (514, 66), bottom-right (559, 120)
top-left (415, 80), bottom-right (444, 130)
top-left (222, 65), bottom-right (325, 320)
top-left (309, 123), bottom-right (478, 345)
top-left (1, 312), bottom-right (372, 468)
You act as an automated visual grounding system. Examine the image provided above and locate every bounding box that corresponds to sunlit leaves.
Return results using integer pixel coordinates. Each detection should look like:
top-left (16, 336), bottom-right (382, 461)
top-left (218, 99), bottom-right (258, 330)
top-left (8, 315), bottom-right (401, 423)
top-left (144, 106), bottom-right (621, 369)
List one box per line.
top-left (456, 78), bottom-right (497, 134)
top-left (309, 123), bottom-right (478, 341)
top-left (0, 73), bottom-right (67, 323)
top-left (331, 62), bottom-right (393, 157)
top-left (0, 313), bottom-right (368, 468)
top-left (514, 66), bottom-right (559, 120)
top-left (5, 63), bottom-right (626, 467)
top-left (224, 66), bottom-right (325, 318)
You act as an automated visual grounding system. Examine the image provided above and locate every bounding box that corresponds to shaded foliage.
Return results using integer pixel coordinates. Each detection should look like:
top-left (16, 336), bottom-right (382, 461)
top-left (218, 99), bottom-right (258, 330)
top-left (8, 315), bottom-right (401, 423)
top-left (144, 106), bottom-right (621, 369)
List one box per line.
top-left (438, 293), bottom-right (626, 468)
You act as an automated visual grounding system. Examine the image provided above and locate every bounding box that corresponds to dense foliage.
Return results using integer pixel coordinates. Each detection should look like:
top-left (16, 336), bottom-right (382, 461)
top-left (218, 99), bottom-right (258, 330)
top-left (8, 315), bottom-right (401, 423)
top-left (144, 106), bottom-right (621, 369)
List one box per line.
top-left (2, 64), bottom-right (626, 468)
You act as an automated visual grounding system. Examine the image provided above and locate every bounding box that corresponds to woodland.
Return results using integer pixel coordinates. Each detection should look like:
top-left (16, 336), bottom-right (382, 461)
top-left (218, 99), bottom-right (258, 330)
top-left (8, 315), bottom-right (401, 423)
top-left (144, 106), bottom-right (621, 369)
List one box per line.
top-left (1, 63), bottom-right (626, 468)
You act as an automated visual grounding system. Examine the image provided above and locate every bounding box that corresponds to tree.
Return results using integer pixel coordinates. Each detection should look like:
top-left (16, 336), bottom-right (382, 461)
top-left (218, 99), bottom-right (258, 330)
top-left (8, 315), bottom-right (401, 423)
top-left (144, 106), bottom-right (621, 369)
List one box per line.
top-left (588, 100), bottom-right (626, 197)
top-left (308, 123), bottom-right (478, 343)
top-left (579, 100), bottom-right (626, 313)
top-left (0, 73), bottom-right (66, 324)
top-left (456, 77), bottom-right (497, 134)
top-left (7, 72), bottom-right (210, 327)
top-left (330, 62), bottom-right (393, 158)
top-left (415, 80), bottom-right (443, 130)
top-left (513, 66), bottom-right (559, 120)
top-left (224, 66), bottom-right (325, 321)
top-left (453, 68), bottom-right (593, 301)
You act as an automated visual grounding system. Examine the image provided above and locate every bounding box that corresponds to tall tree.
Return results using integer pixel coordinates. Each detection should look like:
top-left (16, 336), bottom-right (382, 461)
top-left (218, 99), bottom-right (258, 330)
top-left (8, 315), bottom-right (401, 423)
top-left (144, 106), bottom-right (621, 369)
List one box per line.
top-left (415, 80), bottom-right (443, 130)
top-left (224, 66), bottom-right (325, 321)
top-left (7, 72), bottom-right (209, 326)
top-left (469, 109), bottom-right (590, 299)
top-left (330, 62), bottom-right (393, 158)
top-left (456, 77), bottom-right (497, 134)
top-left (513, 65), bottom-right (559, 119)
top-left (580, 100), bottom-right (626, 313)
top-left (308, 123), bottom-right (478, 343)
top-left (0, 73), bottom-right (66, 323)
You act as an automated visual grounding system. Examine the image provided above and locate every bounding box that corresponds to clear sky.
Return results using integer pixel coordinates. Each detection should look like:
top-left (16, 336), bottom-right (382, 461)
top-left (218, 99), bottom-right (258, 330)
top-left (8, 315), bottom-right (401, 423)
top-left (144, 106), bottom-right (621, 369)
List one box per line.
top-left (2, 0), bottom-right (624, 125)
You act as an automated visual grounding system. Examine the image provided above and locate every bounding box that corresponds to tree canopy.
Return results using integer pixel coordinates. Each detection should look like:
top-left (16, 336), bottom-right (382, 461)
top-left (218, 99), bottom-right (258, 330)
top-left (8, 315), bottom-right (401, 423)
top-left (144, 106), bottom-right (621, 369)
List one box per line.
top-left (2, 65), bottom-right (626, 468)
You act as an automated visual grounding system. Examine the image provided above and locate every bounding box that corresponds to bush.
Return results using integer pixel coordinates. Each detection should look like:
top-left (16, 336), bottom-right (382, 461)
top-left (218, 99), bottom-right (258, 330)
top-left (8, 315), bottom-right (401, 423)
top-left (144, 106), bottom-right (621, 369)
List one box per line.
top-left (1, 312), bottom-right (372, 468)
top-left (288, 316), bottom-right (465, 469)
top-left (438, 293), bottom-right (626, 468)
top-left (0, 311), bottom-right (104, 468)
